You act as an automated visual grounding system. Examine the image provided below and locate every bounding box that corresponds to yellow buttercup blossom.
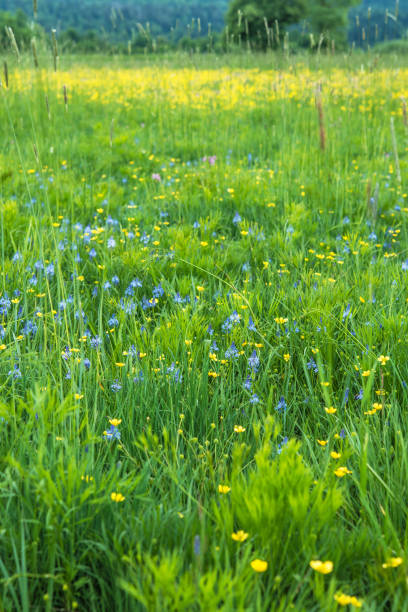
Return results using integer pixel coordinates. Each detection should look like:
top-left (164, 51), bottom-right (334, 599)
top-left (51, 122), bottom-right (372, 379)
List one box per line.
top-left (378, 355), bottom-right (390, 366)
top-left (250, 559), bottom-right (268, 572)
top-left (334, 593), bottom-right (363, 607)
top-left (382, 557), bottom-right (403, 569)
top-left (334, 466), bottom-right (352, 477)
top-left (218, 485), bottom-right (231, 494)
top-left (109, 418), bottom-right (122, 427)
top-left (231, 530), bottom-right (249, 542)
top-left (309, 560), bottom-right (333, 574)
top-left (111, 492), bottom-right (125, 502)
top-left (234, 425), bottom-right (246, 433)
top-left (330, 451), bottom-right (341, 459)
top-left (325, 406), bottom-right (337, 414)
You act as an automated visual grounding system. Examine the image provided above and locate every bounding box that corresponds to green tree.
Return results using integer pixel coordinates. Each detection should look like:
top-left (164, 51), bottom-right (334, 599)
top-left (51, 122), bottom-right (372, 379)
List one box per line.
top-left (225, 0), bottom-right (308, 48)
top-left (307, 0), bottom-right (361, 47)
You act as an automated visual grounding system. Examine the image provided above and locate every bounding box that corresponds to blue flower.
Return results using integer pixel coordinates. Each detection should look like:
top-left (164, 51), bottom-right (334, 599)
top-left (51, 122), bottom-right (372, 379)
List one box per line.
top-left (103, 425), bottom-right (121, 441)
top-left (248, 350), bottom-right (259, 372)
top-left (111, 380), bottom-right (122, 392)
top-left (248, 317), bottom-right (257, 332)
top-left (275, 396), bottom-right (287, 412)
top-left (277, 436), bottom-right (288, 454)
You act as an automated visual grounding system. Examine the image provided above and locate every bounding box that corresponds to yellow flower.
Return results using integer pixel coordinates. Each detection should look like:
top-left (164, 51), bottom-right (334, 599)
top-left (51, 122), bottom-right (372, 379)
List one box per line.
top-left (330, 451), bottom-right (341, 459)
top-left (334, 593), bottom-right (362, 607)
top-left (378, 355), bottom-right (390, 366)
top-left (325, 406), bottom-right (337, 414)
top-left (250, 559), bottom-right (268, 572)
top-left (234, 425), bottom-right (246, 433)
top-left (317, 439), bottom-right (328, 446)
top-left (283, 353), bottom-right (290, 362)
top-left (309, 560), bottom-right (333, 574)
top-left (115, 362), bottom-right (125, 367)
top-left (109, 418), bottom-right (122, 427)
top-left (111, 492), bottom-right (125, 502)
top-left (196, 286), bottom-right (205, 292)
top-left (274, 317), bottom-right (288, 324)
top-left (218, 485), bottom-right (231, 494)
top-left (200, 241), bottom-right (208, 247)
top-left (382, 557), bottom-right (403, 569)
top-left (362, 370), bottom-right (371, 377)
top-left (231, 530), bottom-right (249, 542)
top-left (334, 466), bottom-right (352, 477)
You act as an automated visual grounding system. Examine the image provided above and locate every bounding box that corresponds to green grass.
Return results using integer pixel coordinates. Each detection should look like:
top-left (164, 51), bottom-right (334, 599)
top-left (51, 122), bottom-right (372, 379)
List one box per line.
top-left (0, 49), bottom-right (408, 610)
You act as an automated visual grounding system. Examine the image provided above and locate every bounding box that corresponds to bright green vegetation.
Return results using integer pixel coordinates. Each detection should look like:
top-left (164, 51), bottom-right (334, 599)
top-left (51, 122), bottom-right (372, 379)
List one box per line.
top-left (0, 50), bottom-right (408, 610)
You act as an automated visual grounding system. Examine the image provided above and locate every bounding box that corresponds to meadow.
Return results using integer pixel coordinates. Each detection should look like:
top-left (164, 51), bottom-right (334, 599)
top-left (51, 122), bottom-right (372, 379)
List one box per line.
top-left (0, 49), bottom-right (408, 610)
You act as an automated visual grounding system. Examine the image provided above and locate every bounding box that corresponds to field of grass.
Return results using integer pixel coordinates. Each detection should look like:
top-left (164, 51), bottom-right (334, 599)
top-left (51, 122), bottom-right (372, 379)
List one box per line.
top-left (1, 50), bottom-right (408, 610)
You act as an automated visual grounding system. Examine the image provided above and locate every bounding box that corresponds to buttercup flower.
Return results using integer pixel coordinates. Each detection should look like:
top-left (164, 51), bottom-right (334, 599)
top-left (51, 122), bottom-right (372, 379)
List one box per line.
top-left (250, 559), bottom-right (268, 572)
top-left (310, 560), bottom-right (333, 574)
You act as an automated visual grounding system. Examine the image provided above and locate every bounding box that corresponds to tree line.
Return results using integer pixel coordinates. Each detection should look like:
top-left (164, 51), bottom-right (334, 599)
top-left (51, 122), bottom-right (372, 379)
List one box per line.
top-left (0, 0), bottom-right (406, 55)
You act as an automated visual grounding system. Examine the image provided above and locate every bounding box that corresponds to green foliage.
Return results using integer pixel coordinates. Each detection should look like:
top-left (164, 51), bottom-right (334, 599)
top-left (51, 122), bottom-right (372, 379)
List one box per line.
top-left (225, 0), bottom-right (307, 49)
top-left (1, 49), bottom-right (408, 609)
top-left (215, 418), bottom-right (343, 578)
top-left (0, 9), bottom-right (44, 51)
top-left (307, 0), bottom-right (361, 47)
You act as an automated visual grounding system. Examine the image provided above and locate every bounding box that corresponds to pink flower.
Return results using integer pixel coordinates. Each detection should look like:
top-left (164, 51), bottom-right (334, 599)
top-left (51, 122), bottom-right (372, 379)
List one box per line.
top-left (152, 173), bottom-right (161, 182)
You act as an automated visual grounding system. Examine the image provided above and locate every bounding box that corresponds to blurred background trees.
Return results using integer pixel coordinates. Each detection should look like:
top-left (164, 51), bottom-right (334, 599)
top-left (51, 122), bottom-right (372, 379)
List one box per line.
top-left (0, 0), bottom-right (406, 54)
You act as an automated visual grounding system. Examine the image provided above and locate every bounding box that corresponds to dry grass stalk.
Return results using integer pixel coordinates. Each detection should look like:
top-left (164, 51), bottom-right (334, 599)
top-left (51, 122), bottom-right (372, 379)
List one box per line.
top-left (3, 61), bottom-right (8, 88)
top-left (315, 85), bottom-right (326, 151)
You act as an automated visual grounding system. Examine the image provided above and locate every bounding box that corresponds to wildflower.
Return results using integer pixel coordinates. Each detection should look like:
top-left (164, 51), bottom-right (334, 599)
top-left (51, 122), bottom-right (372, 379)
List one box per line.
top-left (234, 425), bottom-right (246, 433)
top-left (310, 560), bottom-right (333, 574)
top-left (218, 485), bottom-right (231, 494)
top-left (103, 425), bottom-right (121, 441)
top-left (325, 406), bottom-right (337, 414)
top-left (248, 350), bottom-right (259, 372)
top-left (334, 466), bottom-right (352, 477)
top-left (243, 375), bottom-right (252, 390)
top-left (275, 396), bottom-right (287, 412)
top-left (330, 451), bottom-right (341, 459)
top-left (250, 559), bottom-right (268, 573)
top-left (109, 418), bottom-right (122, 427)
top-left (362, 370), bottom-right (371, 377)
top-left (110, 380), bottom-right (122, 392)
top-left (232, 530), bottom-right (248, 542)
top-left (248, 316), bottom-right (257, 332)
top-left (111, 492), bottom-right (125, 502)
top-left (317, 439), bottom-right (328, 446)
top-left (283, 353), bottom-right (290, 362)
top-left (275, 317), bottom-right (288, 324)
top-left (378, 355), bottom-right (390, 366)
top-left (250, 393), bottom-right (260, 404)
top-left (334, 593), bottom-right (362, 607)
top-left (225, 342), bottom-right (239, 360)
top-left (382, 557), bottom-right (403, 569)
top-left (307, 358), bottom-right (318, 373)
top-left (277, 436), bottom-right (288, 454)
